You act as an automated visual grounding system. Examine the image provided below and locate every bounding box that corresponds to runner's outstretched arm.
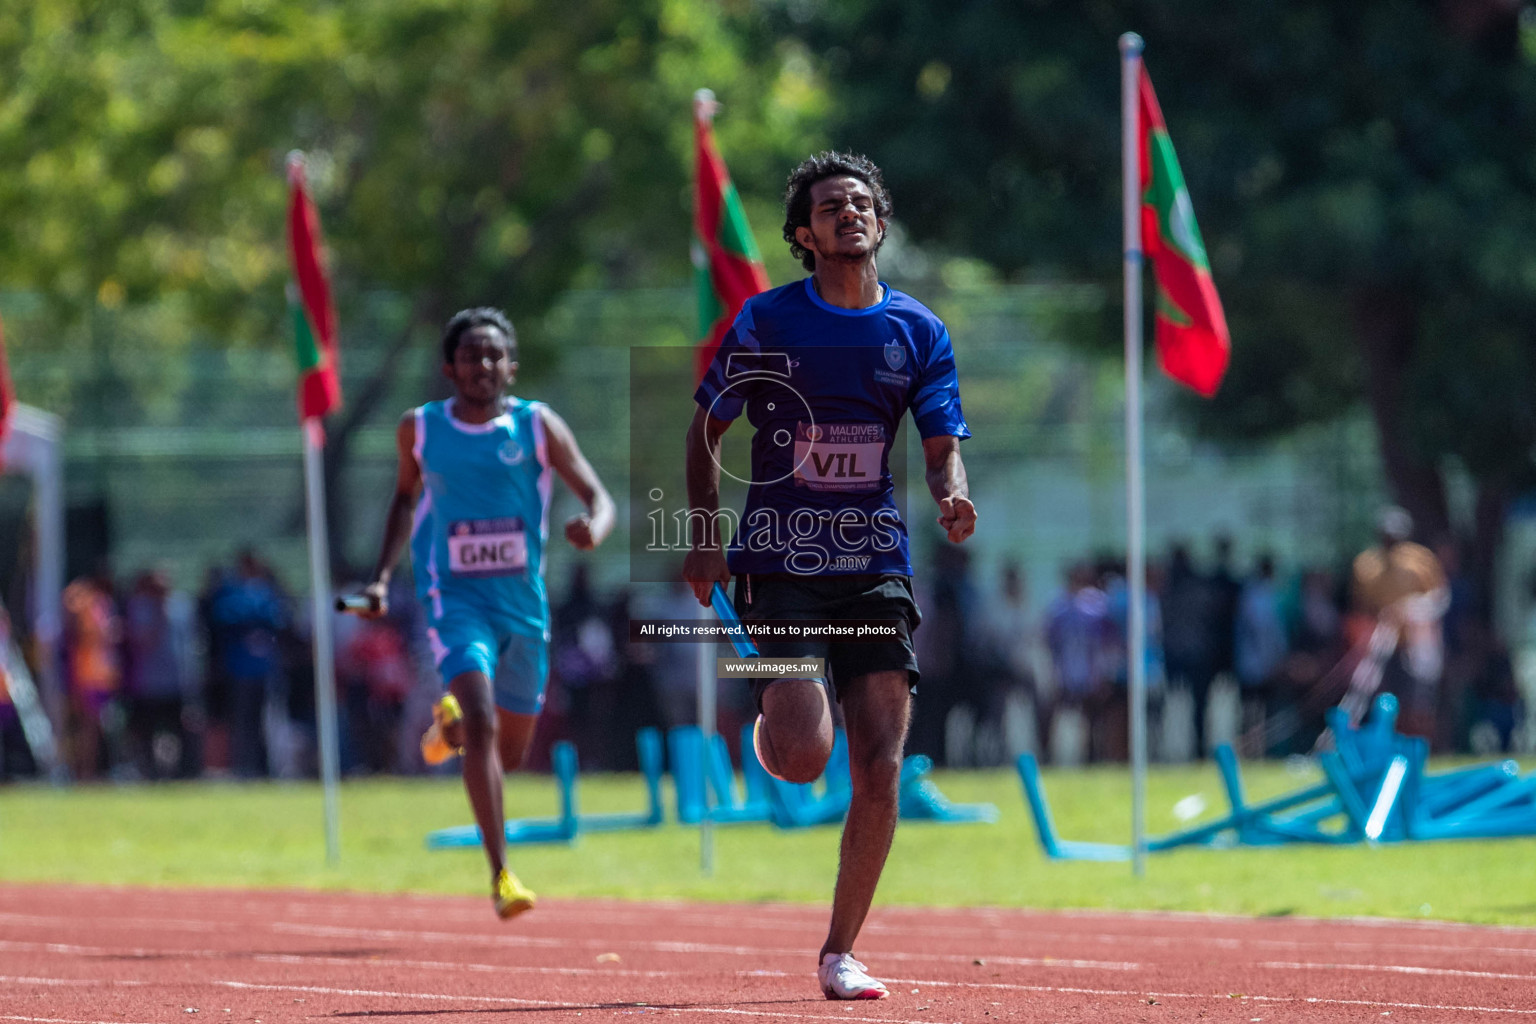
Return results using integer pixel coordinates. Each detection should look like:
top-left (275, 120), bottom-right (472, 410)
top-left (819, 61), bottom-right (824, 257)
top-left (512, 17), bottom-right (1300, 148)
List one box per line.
top-left (539, 406), bottom-right (615, 551)
top-left (921, 434), bottom-right (976, 544)
top-left (361, 413), bottom-right (422, 616)
top-left (681, 405), bottom-right (734, 605)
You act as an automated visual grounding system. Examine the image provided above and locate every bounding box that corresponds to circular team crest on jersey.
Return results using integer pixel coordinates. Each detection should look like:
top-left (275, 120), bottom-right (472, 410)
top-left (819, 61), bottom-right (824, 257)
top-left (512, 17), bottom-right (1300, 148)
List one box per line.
top-left (884, 341), bottom-right (907, 371)
top-left (805, 423), bottom-right (824, 443)
top-left (498, 439), bottom-right (525, 466)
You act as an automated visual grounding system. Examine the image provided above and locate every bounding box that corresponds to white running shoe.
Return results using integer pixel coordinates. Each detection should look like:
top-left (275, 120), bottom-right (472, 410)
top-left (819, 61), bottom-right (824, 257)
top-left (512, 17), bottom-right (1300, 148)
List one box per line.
top-left (818, 952), bottom-right (889, 1000)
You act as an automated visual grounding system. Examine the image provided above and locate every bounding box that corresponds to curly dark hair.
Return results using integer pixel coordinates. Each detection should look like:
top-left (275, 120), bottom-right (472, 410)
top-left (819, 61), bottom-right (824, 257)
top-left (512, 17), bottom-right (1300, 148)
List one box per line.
top-left (782, 151), bottom-right (893, 272)
top-left (442, 306), bottom-right (518, 364)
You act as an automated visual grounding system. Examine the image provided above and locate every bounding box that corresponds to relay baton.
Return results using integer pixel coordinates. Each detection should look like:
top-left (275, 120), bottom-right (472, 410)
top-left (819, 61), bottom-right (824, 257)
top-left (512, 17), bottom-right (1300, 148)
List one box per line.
top-left (709, 582), bottom-right (760, 659)
top-left (334, 594), bottom-right (376, 614)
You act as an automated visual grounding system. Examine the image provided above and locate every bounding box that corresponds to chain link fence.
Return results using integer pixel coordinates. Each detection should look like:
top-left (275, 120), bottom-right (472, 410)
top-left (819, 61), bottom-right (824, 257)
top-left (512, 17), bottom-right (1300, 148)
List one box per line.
top-left (2, 282), bottom-right (1385, 614)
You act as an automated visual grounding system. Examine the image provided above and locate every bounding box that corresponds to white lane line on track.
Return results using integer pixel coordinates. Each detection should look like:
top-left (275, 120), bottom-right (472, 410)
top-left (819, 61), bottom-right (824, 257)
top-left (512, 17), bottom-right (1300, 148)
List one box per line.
top-left (267, 920), bottom-right (1141, 969)
top-left (476, 901), bottom-right (1536, 945)
top-left (27, 886), bottom-right (1536, 941)
top-left (0, 911), bottom-right (224, 932)
top-left (0, 939), bottom-right (675, 979)
top-left (0, 976), bottom-right (145, 988)
top-left (1041, 906), bottom-right (1536, 938)
top-left (535, 911), bottom-right (1536, 959)
top-left (1260, 960), bottom-right (1536, 982)
top-left (1, 1017), bottom-right (159, 1024)
top-left (0, 931), bottom-right (1140, 975)
top-left (20, 906), bottom-right (1536, 980)
top-left (215, 977), bottom-right (1536, 1017)
top-left (257, 950), bottom-right (1135, 973)
top-left (251, 952), bottom-right (678, 978)
top-left (16, 903), bottom-right (1536, 963)
top-left (0, 937), bottom-right (1259, 998)
top-left (9, 966), bottom-right (1536, 1016)
top-left (211, 980), bottom-right (935, 1024)
top-left (0, 938), bottom-right (1117, 993)
top-left (915, 980), bottom-right (1536, 1016)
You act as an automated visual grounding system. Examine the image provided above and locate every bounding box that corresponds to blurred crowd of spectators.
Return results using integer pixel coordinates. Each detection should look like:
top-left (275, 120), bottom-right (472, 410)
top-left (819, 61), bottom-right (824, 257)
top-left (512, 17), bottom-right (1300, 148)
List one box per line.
top-left (913, 528), bottom-right (1527, 768)
top-left (0, 528), bottom-right (1528, 783)
top-left (0, 551), bottom-right (756, 783)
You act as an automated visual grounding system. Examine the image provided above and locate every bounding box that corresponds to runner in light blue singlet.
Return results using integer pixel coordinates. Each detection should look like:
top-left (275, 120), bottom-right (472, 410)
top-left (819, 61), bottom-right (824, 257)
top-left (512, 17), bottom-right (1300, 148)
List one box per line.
top-left (353, 307), bottom-right (614, 921)
top-left (411, 396), bottom-right (552, 714)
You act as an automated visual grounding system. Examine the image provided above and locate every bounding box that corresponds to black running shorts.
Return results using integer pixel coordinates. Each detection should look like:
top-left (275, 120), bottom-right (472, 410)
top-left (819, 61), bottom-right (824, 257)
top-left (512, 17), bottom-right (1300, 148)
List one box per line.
top-left (731, 572), bottom-right (922, 712)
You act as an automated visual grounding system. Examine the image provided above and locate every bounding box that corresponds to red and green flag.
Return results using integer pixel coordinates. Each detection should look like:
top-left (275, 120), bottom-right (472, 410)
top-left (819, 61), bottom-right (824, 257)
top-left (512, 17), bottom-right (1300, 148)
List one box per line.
top-left (286, 154), bottom-right (342, 421)
top-left (0, 315), bottom-right (12, 469)
top-left (1138, 67), bottom-right (1230, 397)
top-left (693, 89), bottom-right (769, 383)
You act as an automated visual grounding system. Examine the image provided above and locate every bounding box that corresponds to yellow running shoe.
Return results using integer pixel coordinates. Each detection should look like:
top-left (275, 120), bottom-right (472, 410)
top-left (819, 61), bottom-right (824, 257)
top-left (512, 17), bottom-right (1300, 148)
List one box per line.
top-left (494, 868), bottom-right (536, 920)
top-left (420, 694), bottom-right (464, 766)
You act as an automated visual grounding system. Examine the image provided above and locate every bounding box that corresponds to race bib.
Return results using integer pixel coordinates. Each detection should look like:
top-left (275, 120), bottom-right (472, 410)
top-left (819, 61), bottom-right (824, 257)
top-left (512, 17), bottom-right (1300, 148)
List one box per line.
top-left (793, 422), bottom-right (885, 492)
top-left (447, 517), bottom-right (528, 576)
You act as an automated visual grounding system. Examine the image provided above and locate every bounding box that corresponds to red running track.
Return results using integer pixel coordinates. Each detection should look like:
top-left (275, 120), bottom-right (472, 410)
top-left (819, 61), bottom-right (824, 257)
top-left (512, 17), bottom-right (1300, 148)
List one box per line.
top-left (3, 885), bottom-right (1535, 1022)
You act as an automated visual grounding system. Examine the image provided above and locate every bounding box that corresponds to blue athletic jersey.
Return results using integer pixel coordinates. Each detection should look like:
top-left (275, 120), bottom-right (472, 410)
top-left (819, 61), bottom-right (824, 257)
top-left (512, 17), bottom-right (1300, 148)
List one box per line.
top-left (410, 397), bottom-right (552, 639)
top-left (694, 279), bottom-right (969, 576)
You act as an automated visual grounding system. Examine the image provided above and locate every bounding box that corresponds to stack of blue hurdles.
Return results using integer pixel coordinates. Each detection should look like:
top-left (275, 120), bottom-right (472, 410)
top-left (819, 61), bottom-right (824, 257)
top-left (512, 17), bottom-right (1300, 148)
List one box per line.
top-left (427, 724), bottom-right (997, 849)
top-left (1017, 693), bottom-right (1536, 862)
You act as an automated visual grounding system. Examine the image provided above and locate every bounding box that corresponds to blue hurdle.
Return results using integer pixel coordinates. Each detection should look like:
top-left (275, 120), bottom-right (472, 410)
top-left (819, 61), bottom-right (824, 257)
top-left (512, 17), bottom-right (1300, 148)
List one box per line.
top-left (668, 723), bottom-right (999, 829)
top-left (1017, 693), bottom-right (1536, 861)
top-left (426, 740), bottom-right (578, 849)
top-left (900, 754), bottom-right (1001, 823)
top-left (577, 726), bottom-right (666, 833)
top-left (426, 728), bottom-right (666, 849)
top-left (667, 725), bottom-right (773, 824)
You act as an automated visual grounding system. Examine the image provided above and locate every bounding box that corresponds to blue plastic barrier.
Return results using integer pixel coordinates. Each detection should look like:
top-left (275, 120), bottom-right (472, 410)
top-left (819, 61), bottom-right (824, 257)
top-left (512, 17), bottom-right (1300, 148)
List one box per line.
top-left (667, 725), bottom-right (773, 824)
top-left (426, 741), bottom-right (578, 848)
top-left (899, 754), bottom-right (1001, 823)
top-left (669, 724), bottom-right (998, 829)
top-left (1016, 693), bottom-right (1536, 860)
top-left (426, 729), bottom-right (666, 849)
top-left (577, 726), bottom-right (666, 833)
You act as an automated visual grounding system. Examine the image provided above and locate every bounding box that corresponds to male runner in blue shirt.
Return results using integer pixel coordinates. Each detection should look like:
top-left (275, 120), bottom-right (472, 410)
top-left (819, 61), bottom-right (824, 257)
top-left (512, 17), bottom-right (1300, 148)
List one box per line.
top-left (359, 307), bottom-right (614, 919)
top-left (683, 152), bottom-right (977, 1000)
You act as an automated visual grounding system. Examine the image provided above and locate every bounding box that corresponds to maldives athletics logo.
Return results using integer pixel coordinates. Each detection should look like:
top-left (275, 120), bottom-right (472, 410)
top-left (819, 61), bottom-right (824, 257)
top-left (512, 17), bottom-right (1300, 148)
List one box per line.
top-left (884, 340), bottom-right (906, 372)
top-left (497, 439), bottom-right (525, 466)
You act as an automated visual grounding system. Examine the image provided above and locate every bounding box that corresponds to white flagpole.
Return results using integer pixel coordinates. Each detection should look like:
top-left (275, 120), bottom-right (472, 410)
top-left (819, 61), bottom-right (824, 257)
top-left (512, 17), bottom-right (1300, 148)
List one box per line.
top-left (697, 604), bottom-right (715, 875)
top-left (693, 86), bottom-right (721, 878)
top-left (302, 416), bottom-right (342, 864)
top-left (1120, 31), bottom-right (1149, 878)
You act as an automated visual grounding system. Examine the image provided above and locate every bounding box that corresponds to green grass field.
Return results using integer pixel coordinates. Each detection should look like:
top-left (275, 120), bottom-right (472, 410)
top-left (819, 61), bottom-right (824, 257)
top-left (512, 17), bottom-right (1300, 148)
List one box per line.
top-left (4, 760), bottom-right (1534, 925)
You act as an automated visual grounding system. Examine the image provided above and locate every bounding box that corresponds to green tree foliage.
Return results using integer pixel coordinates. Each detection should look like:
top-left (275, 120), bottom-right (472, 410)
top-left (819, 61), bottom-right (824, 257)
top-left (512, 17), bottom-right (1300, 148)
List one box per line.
top-left (0, 0), bottom-right (824, 566)
top-left (0, 0), bottom-right (821, 340)
top-left (783, 0), bottom-right (1536, 595)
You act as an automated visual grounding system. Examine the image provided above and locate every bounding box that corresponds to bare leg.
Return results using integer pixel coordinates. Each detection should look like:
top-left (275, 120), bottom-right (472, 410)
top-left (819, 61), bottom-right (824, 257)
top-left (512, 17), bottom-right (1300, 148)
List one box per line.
top-left (757, 678), bottom-right (835, 783)
top-left (448, 670), bottom-right (505, 882)
top-left (820, 669), bottom-right (910, 961)
top-left (496, 710), bottom-right (539, 770)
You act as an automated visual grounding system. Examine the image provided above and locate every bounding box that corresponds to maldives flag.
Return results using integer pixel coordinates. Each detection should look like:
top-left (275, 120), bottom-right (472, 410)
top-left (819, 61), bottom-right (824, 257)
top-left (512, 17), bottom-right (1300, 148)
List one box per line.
top-left (1138, 67), bottom-right (1230, 397)
top-left (693, 90), bottom-right (769, 383)
top-left (0, 315), bottom-right (12, 469)
top-left (287, 154), bottom-right (342, 420)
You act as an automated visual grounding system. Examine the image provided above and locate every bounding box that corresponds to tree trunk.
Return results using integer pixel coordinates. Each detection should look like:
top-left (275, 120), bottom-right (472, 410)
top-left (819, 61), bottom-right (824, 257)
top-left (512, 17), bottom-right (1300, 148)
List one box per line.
top-left (1350, 285), bottom-right (1450, 542)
